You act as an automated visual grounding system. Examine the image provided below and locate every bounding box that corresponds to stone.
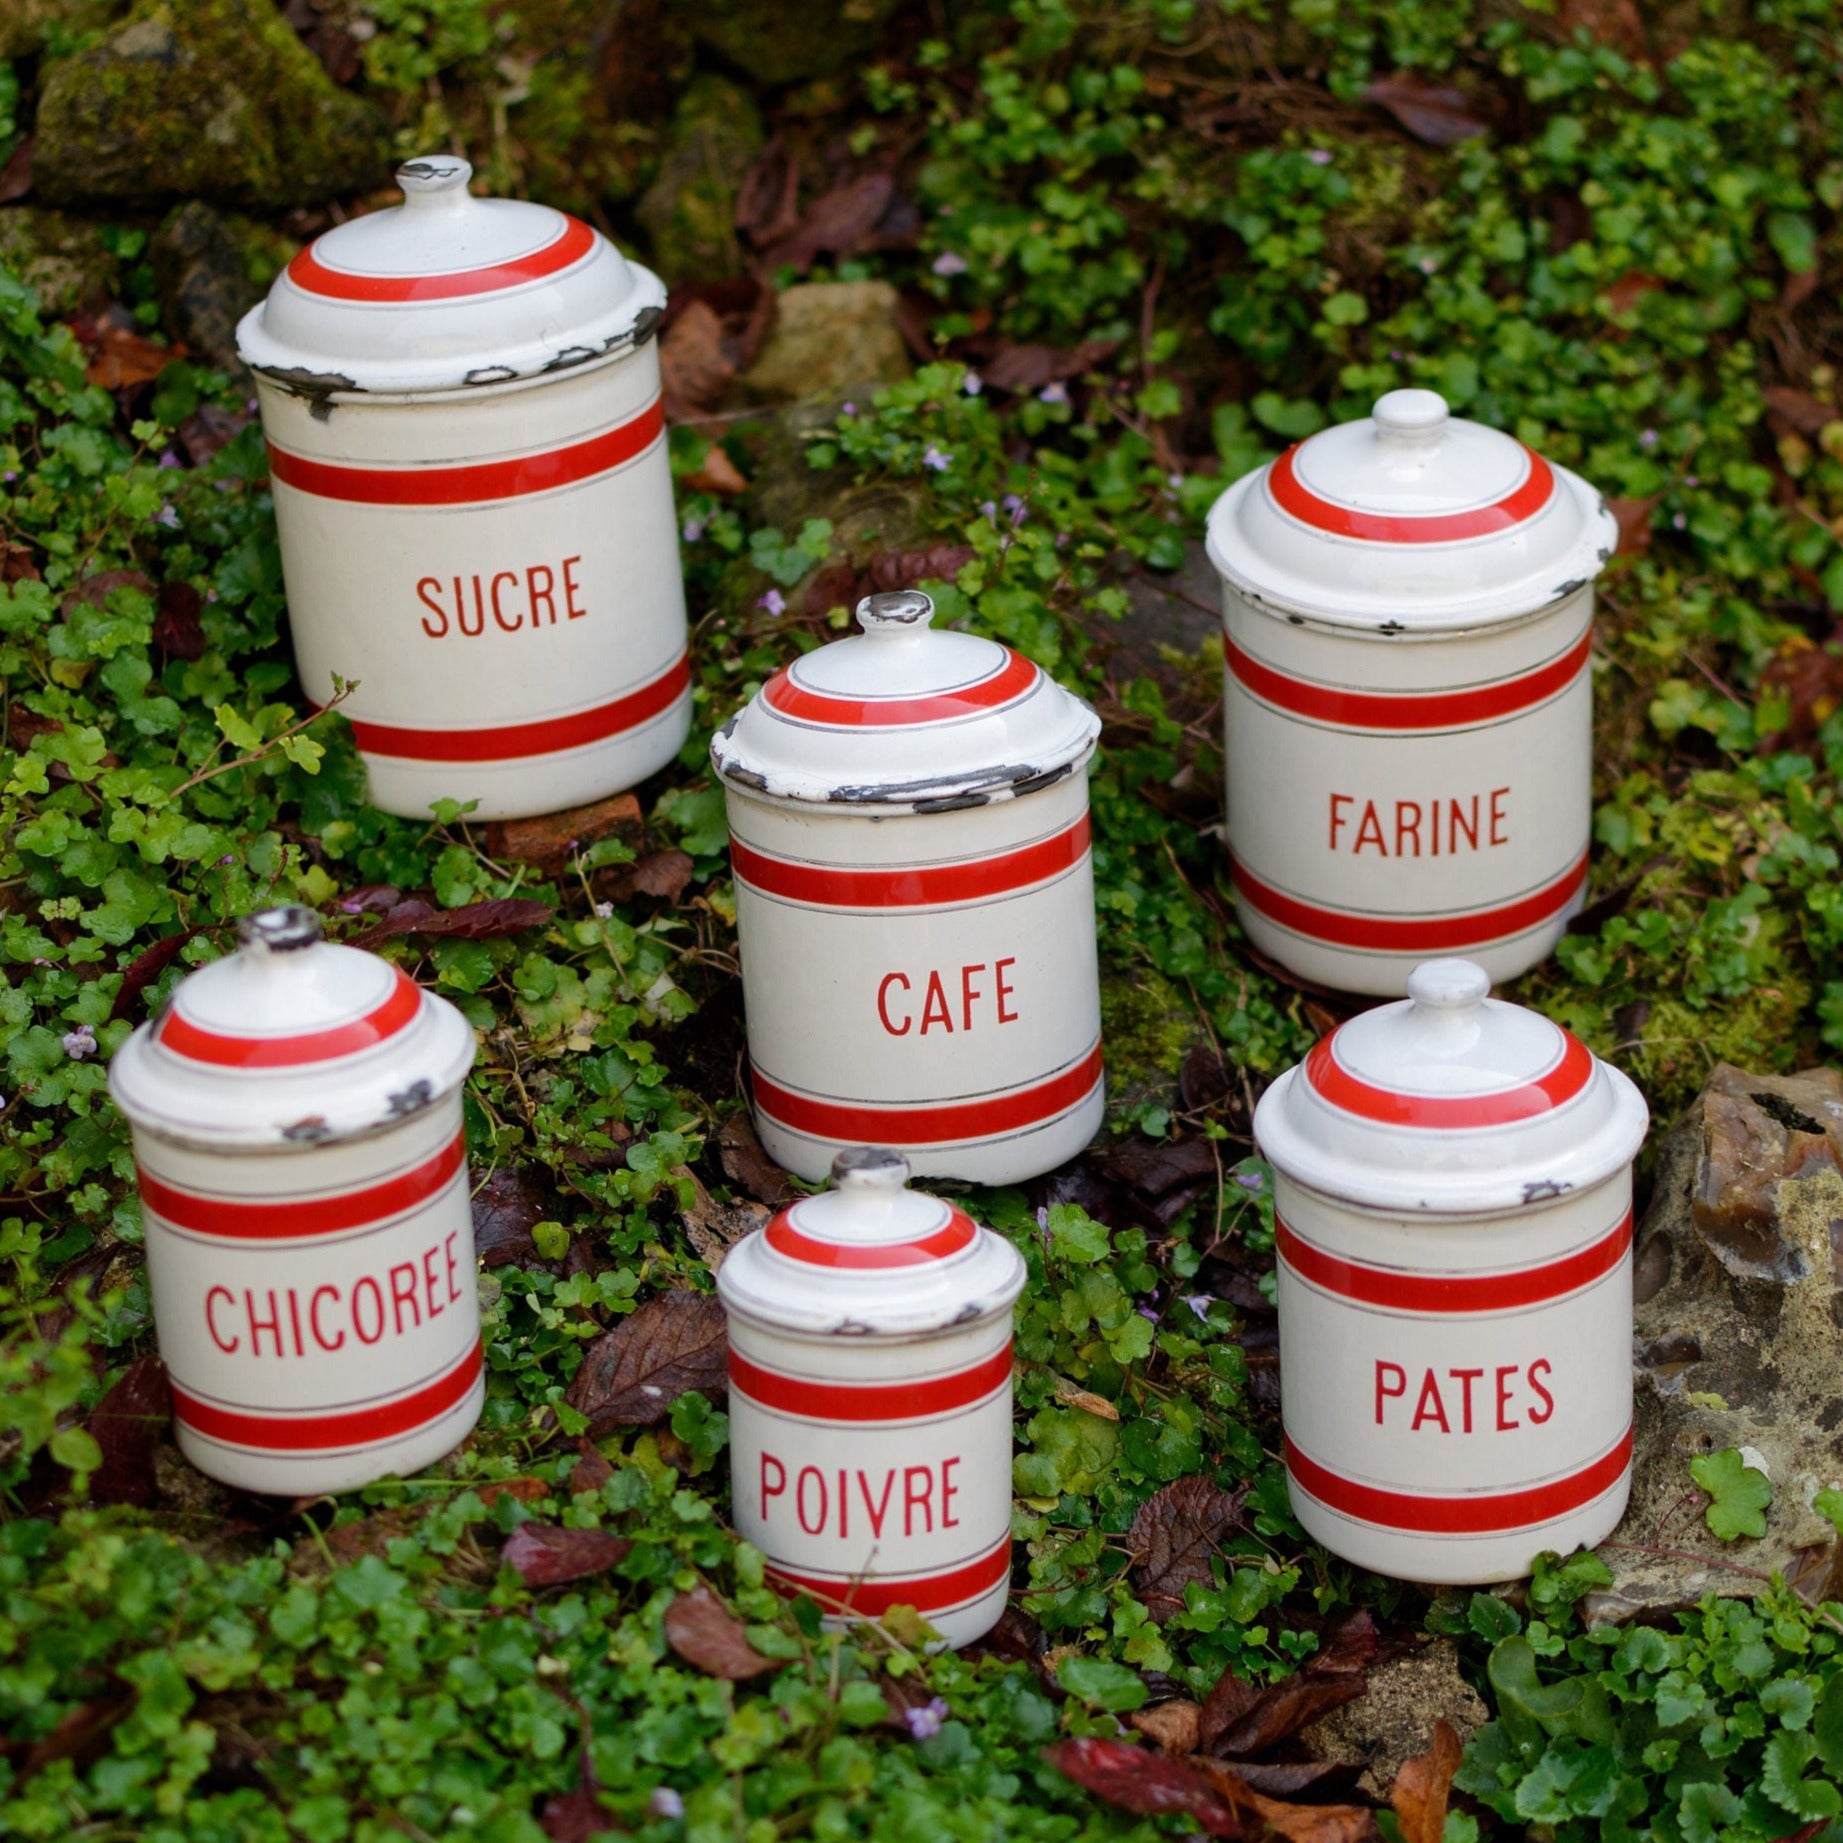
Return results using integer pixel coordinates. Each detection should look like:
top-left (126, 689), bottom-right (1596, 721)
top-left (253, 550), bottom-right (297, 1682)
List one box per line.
top-left (0, 207), bottom-right (119, 317)
top-left (738, 281), bottom-right (912, 403)
top-left (692, 0), bottom-right (901, 87)
top-left (148, 202), bottom-right (266, 376)
top-left (1590, 1064), bottom-right (1843, 1623)
top-left (484, 793), bottom-right (644, 878)
top-left (33, 0), bottom-right (389, 211)
top-left (634, 74), bottom-right (762, 283)
top-left (1068, 536), bottom-right (1223, 705)
top-left (1298, 1639), bottom-right (1488, 1799)
top-left (0, 0), bottom-right (119, 59)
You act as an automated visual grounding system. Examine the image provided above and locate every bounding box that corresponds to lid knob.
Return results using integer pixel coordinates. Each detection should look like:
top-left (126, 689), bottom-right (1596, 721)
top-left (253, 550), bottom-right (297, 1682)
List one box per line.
top-left (830, 1145), bottom-right (912, 1192)
top-left (236, 905), bottom-right (324, 956)
top-left (396, 155), bottom-right (474, 209)
top-left (856, 590), bottom-right (934, 641)
top-left (1405, 957), bottom-right (1491, 1014)
top-left (1372, 388), bottom-right (1450, 451)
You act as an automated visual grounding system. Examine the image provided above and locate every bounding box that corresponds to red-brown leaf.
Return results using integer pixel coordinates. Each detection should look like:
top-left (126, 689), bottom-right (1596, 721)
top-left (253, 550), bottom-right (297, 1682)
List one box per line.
top-left (0, 135), bottom-right (33, 204)
top-left (1607, 495), bottom-right (1659, 557)
top-left (1556, 0), bottom-right (1646, 55)
top-left (1128, 1475), bottom-right (1249, 1622)
top-left (177, 402), bottom-right (252, 467)
top-left (485, 793), bottom-right (643, 876)
top-left (631, 849), bottom-right (695, 901)
top-left (472, 1165), bottom-right (548, 1267)
top-left (109, 927), bottom-right (205, 1023)
top-left (981, 337), bottom-right (1120, 394)
top-left (1764, 385), bottom-right (1836, 436)
top-left (19, 1696), bottom-right (129, 1782)
top-left (1201, 1612), bottom-right (1378, 1757)
top-left (79, 322), bottom-right (175, 389)
top-left (1231, 1761), bottom-right (1365, 1801)
top-left (1197, 1761), bottom-right (1379, 1843)
top-left (682, 445), bottom-right (748, 496)
top-left (62, 568), bottom-right (154, 615)
top-left (1756, 638), bottom-right (1843, 753)
top-left (500, 1522), bottom-right (632, 1588)
top-left (716, 1111), bottom-right (799, 1207)
top-left (1045, 1738), bottom-right (1240, 1837)
top-left (152, 581), bottom-right (207, 661)
top-left (84, 1354), bottom-right (170, 1507)
top-left (1604, 270), bottom-right (1662, 316)
top-left (570, 1436), bottom-right (615, 1496)
top-left (760, 173), bottom-right (896, 273)
top-left (564, 1290), bottom-right (728, 1434)
top-left (1362, 72), bottom-right (1490, 145)
top-left (348, 896), bottom-right (553, 947)
top-left (538, 1783), bottom-right (614, 1843)
top-left (736, 136), bottom-right (803, 246)
top-left (1390, 1718), bottom-right (1463, 1843)
top-left (663, 1584), bottom-right (785, 1679)
top-left (660, 299), bottom-right (736, 422)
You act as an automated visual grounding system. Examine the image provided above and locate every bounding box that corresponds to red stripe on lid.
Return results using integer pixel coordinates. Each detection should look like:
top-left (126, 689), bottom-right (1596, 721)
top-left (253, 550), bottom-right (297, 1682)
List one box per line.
top-left (157, 968), bottom-right (421, 1069)
top-left (1230, 851), bottom-right (1589, 953)
top-left (1269, 442), bottom-right (1555, 544)
top-left (1278, 1210), bottom-right (1632, 1313)
top-left (172, 1342), bottom-right (483, 1454)
top-left (1304, 1029), bottom-right (1593, 1129)
top-left (765, 1537), bottom-right (1012, 1617)
top-left (762, 650), bottom-right (1039, 729)
top-left (287, 215), bottom-right (596, 303)
top-left (750, 1043), bottom-right (1103, 1148)
top-left (729, 1344), bottom-right (1012, 1421)
top-left (766, 1204), bottom-right (978, 1269)
top-left (1225, 629), bottom-right (1591, 731)
top-left (266, 397), bottom-right (663, 507)
top-left (1285, 1429), bottom-right (1632, 1535)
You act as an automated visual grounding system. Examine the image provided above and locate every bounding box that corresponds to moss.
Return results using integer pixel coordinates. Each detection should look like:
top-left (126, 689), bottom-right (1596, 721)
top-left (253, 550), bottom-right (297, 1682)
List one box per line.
top-left (1100, 962), bottom-right (1201, 1124)
top-left (690, 0), bottom-right (901, 87)
top-left (0, 207), bottom-right (118, 317)
top-left (633, 74), bottom-right (763, 282)
top-left (0, 0), bottom-right (120, 60)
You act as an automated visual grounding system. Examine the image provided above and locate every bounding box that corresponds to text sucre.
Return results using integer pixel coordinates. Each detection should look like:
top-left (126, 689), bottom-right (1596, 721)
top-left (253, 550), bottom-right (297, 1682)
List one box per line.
top-left (415, 557), bottom-right (587, 638)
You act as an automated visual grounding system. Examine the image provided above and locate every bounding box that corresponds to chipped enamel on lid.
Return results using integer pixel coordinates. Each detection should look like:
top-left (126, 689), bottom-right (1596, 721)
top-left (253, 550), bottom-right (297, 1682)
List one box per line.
top-left (1206, 390), bottom-right (1619, 631)
top-left (710, 591), bottom-right (1102, 811)
top-left (109, 907), bottom-right (477, 1152)
top-left (716, 1148), bottom-right (1028, 1337)
top-left (236, 156), bottom-right (666, 397)
top-left (1254, 958), bottom-right (1648, 1215)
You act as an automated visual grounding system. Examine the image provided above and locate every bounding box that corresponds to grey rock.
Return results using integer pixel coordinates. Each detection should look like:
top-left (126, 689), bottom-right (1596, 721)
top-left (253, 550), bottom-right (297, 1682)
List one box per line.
top-left (739, 281), bottom-right (911, 403)
top-left (149, 201), bottom-right (259, 377)
top-left (1299, 1639), bottom-right (1488, 1798)
top-left (0, 206), bottom-right (119, 316)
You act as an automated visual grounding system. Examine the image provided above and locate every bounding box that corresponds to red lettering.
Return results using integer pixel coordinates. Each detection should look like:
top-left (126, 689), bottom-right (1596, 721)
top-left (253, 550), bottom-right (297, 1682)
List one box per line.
top-left (490, 571), bottom-right (521, 633)
top-left (1489, 786), bottom-right (1509, 846)
top-left (1395, 801), bottom-right (1422, 859)
top-left (416, 577), bottom-right (448, 639)
top-left (1451, 1367), bottom-right (1482, 1433)
top-left (1329, 792), bottom-right (1352, 850)
top-left (563, 555), bottom-right (586, 620)
top-left (422, 1244), bottom-right (444, 1319)
top-left (995, 957), bottom-right (1018, 1024)
top-left (528, 564), bottom-right (556, 626)
top-left (796, 1466), bottom-right (828, 1536)
top-left (836, 1468), bottom-right (848, 1539)
top-left (877, 972), bottom-right (912, 1036)
top-left (1494, 1364), bottom-right (1520, 1431)
top-left (960, 962), bottom-right (985, 1031)
top-left (1353, 800), bottom-right (1386, 855)
top-left (1450, 795), bottom-right (1478, 851)
top-left (246, 1288), bottom-right (283, 1359)
top-left (941, 1456), bottom-right (961, 1529)
top-left (920, 971), bottom-right (953, 1034)
top-left (1410, 1370), bottom-right (1451, 1433)
top-left (351, 1277), bottom-right (386, 1345)
top-left (1527, 1358), bottom-right (1554, 1424)
top-left (1374, 1361), bottom-right (1406, 1424)
top-left (445, 1231), bottom-right (461, 1305)
top-left (457, 576), bottom-right (485, 637)
top-left (760, 1452), bottom-right (786, 1520)
top-left (858, 1469), bottom-right (895, 1537)
top-left (904, 1465), bottom-right (934, 1536)
top-left (286, 1289), bottom-right (306, 1358)
top-left (389, 1261), bottom-right (422, 1334)
top-left (206, 1285), bottom-right (239, 1354)
top-left (309, 1285), bottom-right (345, 1353)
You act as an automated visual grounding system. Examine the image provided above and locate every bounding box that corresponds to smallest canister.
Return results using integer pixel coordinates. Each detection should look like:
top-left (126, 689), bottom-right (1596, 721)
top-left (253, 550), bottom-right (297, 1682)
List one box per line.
top-left (1254, 959), bottom-right (1647, 1583)
top-left (108, 906), bottom-right (482, 1496)
top-left (716, 1147), bottom-right (1026, 1647)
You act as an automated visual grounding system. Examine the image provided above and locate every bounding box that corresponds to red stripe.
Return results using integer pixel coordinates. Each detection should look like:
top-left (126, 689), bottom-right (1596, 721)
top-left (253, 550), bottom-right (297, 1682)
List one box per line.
top-left (139, 1134), bottom-right (466, 1241)
top-left (729, 1344), bottom-right (1012, 1421)
top-left (267, 397), bottom-right (663, 506)
top-left (1226, 630), bottom-right (1590, 731)
top-left (1305, 1031), bottom-right (1593, 1128)
top-left (766, 1207), bottom-right (978, 1269)
top-left (751, 1043), bottom-right (1103, 1147)
top-left (732, 816), bottom-right (1090, 909)
top-left (766, 1538), bottom-right (1011, 1616)
top-left (287, 216), bottom-right (596, 303)
top-left (1231, 851), bottom-right (1588, 952)
top-left (157, 969), bottom-right (421, 1068)
top-left (348, 653), bottom-right (689, 763)
top-left (1286, 1429), bottom-right (1632, 1534)
top-left (1278, 1210), bottom-right (1631, 1312)
top-left (1269, 443), bottom-right (1555, 543)
top-left (172, 1342), bottom-right (483, 1454)
top-left (762, 651), bottom-right (1039, 728)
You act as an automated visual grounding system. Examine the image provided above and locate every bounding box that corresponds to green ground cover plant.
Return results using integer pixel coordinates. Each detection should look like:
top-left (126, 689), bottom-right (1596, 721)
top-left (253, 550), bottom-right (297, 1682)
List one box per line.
top-left (3, 0), bottom-right (1843, 1834)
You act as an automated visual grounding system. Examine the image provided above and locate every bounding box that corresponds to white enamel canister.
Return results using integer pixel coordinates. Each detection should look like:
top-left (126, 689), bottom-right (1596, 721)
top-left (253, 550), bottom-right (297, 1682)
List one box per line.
top-left (1254, 958), bottom-right (1647, 1582)
top-left (1206, 389), bottom-right (1618, 996)
top-left (711, 589), bottom-right (1104, 1185)
top-left (237, 156), bottom-right (688, 822)
top-left (108, 906), bottom-right (482, 1495)
top-left (716, 1147), bottom-right (1026, 1647)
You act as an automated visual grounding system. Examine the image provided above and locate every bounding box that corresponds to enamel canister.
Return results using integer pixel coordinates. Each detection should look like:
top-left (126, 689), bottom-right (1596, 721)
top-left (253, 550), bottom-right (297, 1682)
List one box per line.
top-left (108, 906), bottom-right (482, 1495)
top-left (711, 589), bottom-right (1104, 1185)
top-left (237, 155), bottom-right (688, 822)
top-left (716, 1146), bottom-right (1026, 1646)
top-left (1206, 389), bottom-right (1618, 995)
top-left (1254, 958), bottom-right (1648, 1582)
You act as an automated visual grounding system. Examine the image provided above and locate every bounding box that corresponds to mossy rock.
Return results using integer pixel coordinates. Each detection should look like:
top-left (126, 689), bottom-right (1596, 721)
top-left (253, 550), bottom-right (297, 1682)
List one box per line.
top-left (633, 74), bottom-right (762, 282)
top-left (1100, 963), bottom-right (1199, 1125)
top-left (693, 0), bottom-right (901, 86)
top-left (33, 0), bottom-right (389, 211)
top-left (0, 0), bottom-right (120, 59)
top-left (0, 207), bottom-right (119, 317)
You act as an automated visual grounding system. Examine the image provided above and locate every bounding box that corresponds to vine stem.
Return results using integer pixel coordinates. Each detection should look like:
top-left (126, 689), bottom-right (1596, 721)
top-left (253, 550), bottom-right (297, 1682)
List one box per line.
top-left (165, 682), bottom-right (354, 801)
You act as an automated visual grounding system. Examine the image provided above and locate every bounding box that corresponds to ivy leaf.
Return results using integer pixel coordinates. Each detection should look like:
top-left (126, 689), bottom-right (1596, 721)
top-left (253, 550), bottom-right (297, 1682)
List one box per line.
top-left (1814, 1485), bottom-right (1843, 1534)
top-left (1689, 1448), bottom-right (1773, 1540)
top-left (1761, 1730), bottom-right (1842, 1820)
top-left (1057, 1656), bottom-right (1150, 1712)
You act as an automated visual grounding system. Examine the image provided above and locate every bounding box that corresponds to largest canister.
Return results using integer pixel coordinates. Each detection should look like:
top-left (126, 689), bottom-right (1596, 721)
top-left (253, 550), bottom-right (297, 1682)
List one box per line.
top-left (712, 589), bottom-right (1104, 1185)
top-left (1206, 389), bottom-right (1617, 996)
top-left (237, 155), bottom-right (689, 822)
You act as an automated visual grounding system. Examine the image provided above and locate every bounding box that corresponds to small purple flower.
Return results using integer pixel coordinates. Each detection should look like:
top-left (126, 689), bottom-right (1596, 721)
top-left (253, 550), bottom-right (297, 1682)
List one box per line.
top-left (841, 402), bottom-right (857, 416)
top-left (1137, 1303), bottom-right (1161, 1322)
top-left (1638, 429), bottom-right (1659, 450)
top-left (1233, 1169), bottom-right (1264, 1194)
top-left (62, 1024), bottom-right (97, 1061)
top-left (682, 517), bottom-right (705, 543)
top-left (1002, 493), bottom-right (1028, 528)
top-left (1038, 381), bottom-right (1069, 405)
top-left (595, 901), bottom-right (614, 919)
top-left (1183, 1294), bottom-right (1216, 1322)
top-left (979, 499), bottom-right (998, 521)
top-left (904, 1696), bottom-right (950, 1739)
top-left (931, 251), bottom-right (969, 278)
top-left (158, 449), bottom-right (182, 469)
top-left (1389, 350), bottom-right (1404, 362)
top-left (962, 371), bottom-right (983, 397)
top-left (1308, 148), bottom-right (1334, 166)
top-left (1416, 256), bottom-right (1439, 275)
top-left (1672, 511), bottom-right (1687, 529)
top-left (2, 470), bottom-right (16, 483)
top-left (648, 1786), bottom-right (685, 1820)
top-left (1684, 474), bottom-right (1700, 488)
top-left (759, 588), bottom-right (786, 615)
top-left (245, 398), bottom-right (259, 413)
top-left (922, 445), bottom-right (951, 472)
top-left (154, 503), bottom-right (179, 529)
top-left (217, 853), bottom-right (236, 865)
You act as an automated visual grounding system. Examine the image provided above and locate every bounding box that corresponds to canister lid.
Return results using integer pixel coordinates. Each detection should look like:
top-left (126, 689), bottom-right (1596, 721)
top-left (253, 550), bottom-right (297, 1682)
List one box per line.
top-left (710, 590), bottom-right (1101, 811)
top-left (1205, 389), bottom-right (1618, 630)
top-left (715, 1147), bottom-right (1027, 1336)
top-left (108, 906), bottom-right (477, 1152)
top-left (1253, 958), bottom-right (1647, 1215)
top-left (235, 155), bottom-right (666, 396)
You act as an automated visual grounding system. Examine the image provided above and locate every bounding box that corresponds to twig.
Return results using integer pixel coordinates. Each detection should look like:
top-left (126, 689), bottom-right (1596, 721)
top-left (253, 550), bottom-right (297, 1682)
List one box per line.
top-left (165, 683), bottom-right (355, 801)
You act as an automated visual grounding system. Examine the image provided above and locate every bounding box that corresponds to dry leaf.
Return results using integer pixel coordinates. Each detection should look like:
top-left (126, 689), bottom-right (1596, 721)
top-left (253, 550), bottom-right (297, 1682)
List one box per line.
top-left (537, 1745), bottom-right (611, 1843)
top-left (109, 927), bottom-right (206, 1024)
top-left (18, 1696), bottom-right (129, 1783)
top-left (1051, 1376), bottom-right (1121, 1420)
top-left (981, 337), bottom-right (1120, 394)
top-left (570, 1437), bottom-right (615, 1497)
top-left (760, 173), bottom-right (895, 273)
top-left (500, 1522), bottom-right (632, 1588)
top-left (1201, 1611), bottom-right (1377, 1756)
top-left (717, 1111), bottom-right (799, 1207)
top-left (472, 1166), bottom-right (547, 1268)
top-left (1603, 270), bottom-right (1662, 316)
top-left (1197, 1761), bottom-right (1379, 1843)
top-left (564, 1290), bottom-right (728, 1434)
top-left (1764, 385), bottom-right (1836, 437)
top-left (1095, 1136), bottom-right (1218, 1202)
top-left (1755, 635), bottom-right (1843, 752)
top-left (1557, 0), bottom-right (1646, 55)
top-left (632, 849), bottom-right (695, 901)
top-left (1232, 1762), bottom-right (1365, 1800)
top-left (347, 896), bottom-right (554, 948)
top-left (484, 792), bottom-right (643, 876)
top-left (678, 1167), bottom-right (768, 1273)
top-left (1607, 495), bottom-right (1659, 557)
top-left (1128, 1475), bottom-right (1249, 1623)
top-left (476, 1477), bottom-right (551, 1508)
top-left (1390, 1718), bottom-right (1463, 1843)
top-left (79, 321), bottom-right (176, 389)
top-left (0, 135), bottom-right (33, 204)
top-left (736, 135), bottom-right (803, 246)
top-left (153, 581), bottom-right (207, 661)
top-left (1128, 1700), bottom-right (1203, 1756)
top-left (683, 445), bottom-right (748, 496)
top-left (663, 1584), bottom-right (785, 1679)
top-left (85, 1354), bottom-right (170, 1508)
top-left (660, 300), bottom-right (735, 422)
top-left (1362, 72), bottom-right (1490, 146)
top-left (1044, 1738), bottom-right (1239, 1837)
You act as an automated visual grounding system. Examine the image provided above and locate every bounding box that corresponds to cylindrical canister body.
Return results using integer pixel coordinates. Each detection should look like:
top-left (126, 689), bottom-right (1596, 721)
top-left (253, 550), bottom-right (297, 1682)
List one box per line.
top-left (258, 351), bottom-right (689, 821)
top-left (1224, 588), bottom-right (1592, 994)
top-left (728, 772), bottom-right (1103, 1184)
top-left (1274, 1171), bottom-right (1632, 1583)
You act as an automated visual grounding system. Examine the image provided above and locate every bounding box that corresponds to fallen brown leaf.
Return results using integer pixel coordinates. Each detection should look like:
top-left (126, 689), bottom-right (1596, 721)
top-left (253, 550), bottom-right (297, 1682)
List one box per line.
top-left (485, 792), bottom-right (643, 876)
top-left (564, 1290), bottom-right (728, 1435)
top-left (18, 1696), bottom-right (129, 1783)
top-left (736, 135), bottom-right (803, 247)
top-left (537, 1743), bottom-right (611, 1843)
top-left (1201, 1611), bottom-right (1378, 1756)
top-left (1558, 0), bottom-right (1646, 54)
top-left (476, 1477), bottom-right (551, 1509)
top-left (62, 568), bottom-right (154, 615)
top-left (1095, 1136), bottom-right (1218, 1203)
top-left (1196, 1760), bottom-right (1379, 1843)
top-left (177, 401), bottom-right (253, 467)
top-left (1782, 266), bottom-right (1820, 314)
top-left (500, 1522), bottom-right (633, 1588)
top-left (1607, 495), bottom-right (1659, 557)
top-left (716, 1110), bottom-right (799, 1207)
top-left (981, 337), bottom-right (1120, 394)
top-left (1051, 1376), bottom-right (1120, 1420)
top-left (1044, 1738), bottom-right (1239, 1837)
top-left (663, 1584), bottom-right (785, 1679)
top-left (0, 540), bottom-right (39, 584)
top-left (1756, 635), bottom-right (1843, 752)
top-left (472, 1165), bottom-right (547, 1267)
top-left (1362, 72), bottom-right (1490, 145)
top-left (682, 445), bottom-right (748, 496)
top-left (1603, 270), bottom-right (1662, 316)
top-left (677, 1167), bottom-right (768, 1273)
top-left (109, 927), bottom-right (206, 1023)
top-left (632, 849), bottom-right (695, 901)
top-left (1128, 1475), bottom-right (1249, 1623)
top-left (1390, 1718), bottom-right (1463, 1843)
top-left (1231, 1761), bottom-right (1365, 1800)
top-left (0, 136), bottom-right (32, 203)
top-left (1764, 385), bottom-right (1836, 437)
top-left (1128, 1699), bottom-right (1203, 1756)
top-left (347, 896), bottom-right (554, 948)
top-left (570, 1436), bottom-right (615, 1496)
top-left (153, 581), bottom-right (207, 661)
top-left (85, 1354), bottom-right (170, 1508)
top-left (661, 299), bottom-right (735, 422)
top-left (760, 173), bottom-right (896, 273)
top-left (78, 321), bottom-right (176, 389)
